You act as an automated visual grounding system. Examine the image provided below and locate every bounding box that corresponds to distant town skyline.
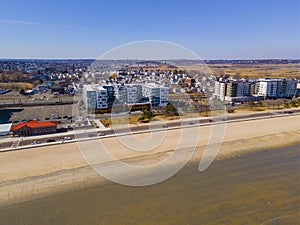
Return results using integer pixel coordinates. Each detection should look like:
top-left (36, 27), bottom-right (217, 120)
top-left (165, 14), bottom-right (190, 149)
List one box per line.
top-left (0, 0), bottom-right (299, 59)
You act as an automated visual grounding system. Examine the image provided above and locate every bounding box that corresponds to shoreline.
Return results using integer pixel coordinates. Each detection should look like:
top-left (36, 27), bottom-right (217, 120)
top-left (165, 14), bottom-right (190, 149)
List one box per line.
top-left (1, 142), bottom-right (299, 225)
top-left (0, 115), bottom-right (299, 207)
top-left (0, 130), bottom-right (299, 207)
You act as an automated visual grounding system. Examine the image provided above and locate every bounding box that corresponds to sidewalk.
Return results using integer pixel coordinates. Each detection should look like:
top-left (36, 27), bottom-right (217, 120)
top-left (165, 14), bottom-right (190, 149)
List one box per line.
top-left (1, 108), bottom-right (299, 145)
top-left (93, 119), bottom-right (107, 129)
top-left (0, 125), bottom-right (111, 143)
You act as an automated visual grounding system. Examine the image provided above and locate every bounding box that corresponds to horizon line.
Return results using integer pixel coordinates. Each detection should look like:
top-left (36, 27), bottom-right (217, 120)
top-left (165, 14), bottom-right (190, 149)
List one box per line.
top-left (0, 58), bottom-right (299, 61)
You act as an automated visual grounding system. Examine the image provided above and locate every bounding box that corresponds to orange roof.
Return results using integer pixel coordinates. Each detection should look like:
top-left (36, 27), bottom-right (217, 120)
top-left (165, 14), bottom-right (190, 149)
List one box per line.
top-left (11, 120), bottom-right (57, 131)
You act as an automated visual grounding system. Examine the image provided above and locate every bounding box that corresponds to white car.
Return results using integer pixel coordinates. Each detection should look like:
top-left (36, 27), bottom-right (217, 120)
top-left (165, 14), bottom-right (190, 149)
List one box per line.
top-left (31, 140), bottom-right (41, 145)
top-left (62, 136), bottom-right (71, 141)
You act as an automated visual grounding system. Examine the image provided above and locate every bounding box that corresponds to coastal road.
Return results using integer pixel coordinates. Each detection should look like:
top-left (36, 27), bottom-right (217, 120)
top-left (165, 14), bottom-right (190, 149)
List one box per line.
top-left (0, 108), bottom-right (299, 151)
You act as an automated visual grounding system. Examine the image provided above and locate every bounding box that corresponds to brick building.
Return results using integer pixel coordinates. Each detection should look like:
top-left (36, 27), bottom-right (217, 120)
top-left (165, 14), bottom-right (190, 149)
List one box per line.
top-left (11, 120), bottom-right (57, 137)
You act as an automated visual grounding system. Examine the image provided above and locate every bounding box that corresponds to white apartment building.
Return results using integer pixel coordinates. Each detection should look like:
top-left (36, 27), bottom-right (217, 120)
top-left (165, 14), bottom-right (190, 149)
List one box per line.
top-left (257, 78), bottom-right (297, 98)
top-left (83, 85), bottom-right (108, 110)
top-left (114, 84), bottom-right (143, 103)
top-left (297, 82), bottom-right (300, 96)
top-left (83, 85), bottom-right (97, 109)
top-left (214, 81), bottom-right (226, 101)
top-left (126, 84), bottom-right (143, 103)
top-left (257, 79), bottom-right (280, 98)
top-left (142, 83), bottom-right (169, 106)
top-left (214, 78), bottom-right (297, 102)
top-left (282, 79), bottom-right (298, 97)
top-left (236, 81), bottom-right (249, 97)
top-left (84, 83), bottom-right (170, 111)
top-left (96, 86), bottom-right (108, 109)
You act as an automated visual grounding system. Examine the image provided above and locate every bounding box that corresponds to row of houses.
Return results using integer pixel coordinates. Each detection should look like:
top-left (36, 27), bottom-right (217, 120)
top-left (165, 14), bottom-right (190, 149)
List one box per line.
top-left (24, 80), bottom-right (75, 96)
top-left (83, 83), bottom-right (169, 111)
top-left (214, 78), bottom-right (298, 102)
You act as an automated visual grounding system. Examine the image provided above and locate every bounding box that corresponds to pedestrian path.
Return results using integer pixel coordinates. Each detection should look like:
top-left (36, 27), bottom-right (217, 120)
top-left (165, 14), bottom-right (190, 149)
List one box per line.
top-left (93, 119), bottom-right (107, 129)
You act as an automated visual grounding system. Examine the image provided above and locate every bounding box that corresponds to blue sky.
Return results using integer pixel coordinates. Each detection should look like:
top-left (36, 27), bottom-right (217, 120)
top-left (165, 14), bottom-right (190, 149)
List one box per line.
top-left (0, 0), bottom-right (299, 59)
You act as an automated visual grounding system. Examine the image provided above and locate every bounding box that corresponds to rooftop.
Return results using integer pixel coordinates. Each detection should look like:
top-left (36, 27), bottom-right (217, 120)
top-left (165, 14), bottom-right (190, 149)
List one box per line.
top-left (0, 123), bottom-right (12, 133)
top-left (11, 120), bottom-right (57, 131)
top-left (143, 83), bottom-right (169, 89)
top-left (83, 85), bottom-right (95, 92)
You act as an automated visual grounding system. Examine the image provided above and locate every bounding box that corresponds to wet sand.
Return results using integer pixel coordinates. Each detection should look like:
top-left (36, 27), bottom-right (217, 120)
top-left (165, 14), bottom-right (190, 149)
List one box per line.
top-left (0, 144), bottom-right (299, 225)
top-left (0, 115), bottom-right (299, 224)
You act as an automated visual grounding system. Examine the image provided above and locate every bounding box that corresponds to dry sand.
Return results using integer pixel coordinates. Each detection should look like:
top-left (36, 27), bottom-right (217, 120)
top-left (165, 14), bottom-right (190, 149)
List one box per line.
top-left (0, 115), bottom-right (299, 206)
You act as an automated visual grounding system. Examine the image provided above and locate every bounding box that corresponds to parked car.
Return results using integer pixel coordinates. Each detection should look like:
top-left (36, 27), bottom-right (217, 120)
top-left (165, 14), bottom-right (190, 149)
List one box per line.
top-left (283, 111), bottom-right (294, 114)
top-left (31, 140), bottom-right (41, 145)
top-left (62, 136), bottom-right (71, 141)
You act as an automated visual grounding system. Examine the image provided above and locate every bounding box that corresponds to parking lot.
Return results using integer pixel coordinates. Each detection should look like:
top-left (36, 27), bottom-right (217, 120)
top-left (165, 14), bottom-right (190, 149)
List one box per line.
top-left (0, 104), bottom-right (77, 125)
top-left (0, 90), bottom-right (79, 106)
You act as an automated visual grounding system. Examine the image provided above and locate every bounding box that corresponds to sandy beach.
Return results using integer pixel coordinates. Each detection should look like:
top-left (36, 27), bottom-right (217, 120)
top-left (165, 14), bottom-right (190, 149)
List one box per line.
top-left (0, 114), bottom-right (299, 207)
top-left (1, 143), bottom-right (299, 225)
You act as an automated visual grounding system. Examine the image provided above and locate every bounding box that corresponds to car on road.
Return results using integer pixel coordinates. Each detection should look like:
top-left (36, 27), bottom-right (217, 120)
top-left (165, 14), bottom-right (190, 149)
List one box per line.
top-left (283, 111), bottom-right (294, 114)
top-left (98, 132), bottom-right (105, 136)
top-left (31, 140), bottom-right (41, 145)
top-left (46, 139), bottom-right (56, 143)
top-left (62, 136), bottom-right (71, 141)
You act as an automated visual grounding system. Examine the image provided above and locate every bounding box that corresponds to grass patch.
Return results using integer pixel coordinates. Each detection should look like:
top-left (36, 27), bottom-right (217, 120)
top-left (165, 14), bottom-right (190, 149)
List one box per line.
top-left (182, 63), bottom-right (300, 79)
top-left (100, 115), bottom-right (144, 127)
top-left (0, 82), bottom-right (33, 90)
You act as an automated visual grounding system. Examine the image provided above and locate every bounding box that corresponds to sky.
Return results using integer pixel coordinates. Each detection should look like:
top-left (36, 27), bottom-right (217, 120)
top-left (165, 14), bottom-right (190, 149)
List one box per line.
top-left (0, 0), bottom-right (299, 59)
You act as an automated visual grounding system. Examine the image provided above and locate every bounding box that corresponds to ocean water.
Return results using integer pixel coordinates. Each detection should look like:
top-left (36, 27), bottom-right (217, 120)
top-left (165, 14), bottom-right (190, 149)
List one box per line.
top-left (0, 144), bottom-right (299, 225)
